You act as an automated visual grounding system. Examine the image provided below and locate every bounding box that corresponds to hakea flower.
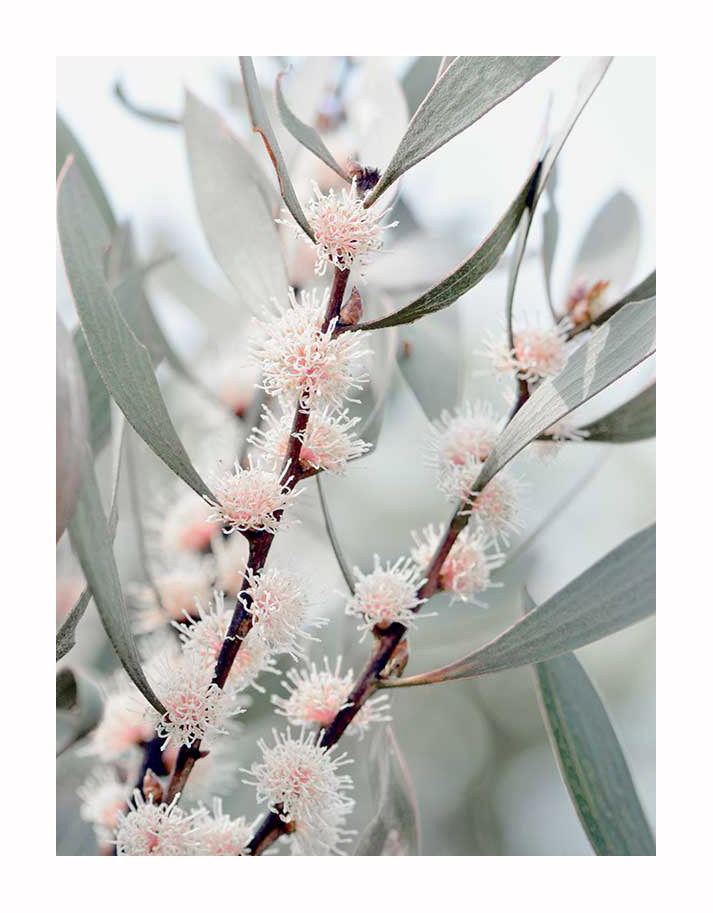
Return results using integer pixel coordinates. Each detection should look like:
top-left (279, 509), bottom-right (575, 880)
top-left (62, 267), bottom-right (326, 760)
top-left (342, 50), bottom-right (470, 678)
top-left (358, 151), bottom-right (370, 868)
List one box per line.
top-left (78, 767), bottom-right (133, 846)
top-left (176, 590), bottom-right (278, 693)
top-left (241, 567), bottom-right (326, 659)
top-left (81, 677), bottom-right (154, 762)
top-left (345, 555), bottom-right (428, 634)
top-left (467, 469), bottom-right (525, 547)
top-left (250, 405), bottom-right (371, 474)
top-left (272, 656), bottom-right (391, 738)
top-left (250, 287), bottom-right (371, 412)
top-left (114, 790), bottom-right (205, 856)
top-left (149, 488), bottom-right (221, 555)
top-left (191, 798), bottom-right (254, 856)
top-left (278, 179), bottom-right (398, 278)
top-left (243, 728), bottom-right (354, 835)
top-left (531, 420), bottom-right (590, 463)
top-left (484, 320), bottom-right (571, 384)
top-left (146, 652), bottom-right (244, 750)
top-left (131, 558), bottom-right (214, 634)
top-left (290, 803), bottom-right (356, 856)
top-left (211, 532), bottom-right (249, 596)
top-left (410, 523), bottom-right (504, 605)
top-left (208, 458), bottom-right (300, 534)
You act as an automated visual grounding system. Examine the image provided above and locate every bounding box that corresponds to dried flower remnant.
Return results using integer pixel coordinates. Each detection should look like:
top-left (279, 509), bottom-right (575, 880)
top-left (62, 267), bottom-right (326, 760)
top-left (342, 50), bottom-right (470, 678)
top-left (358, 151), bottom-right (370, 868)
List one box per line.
top-left (565, 279), bottom-right (611, 326)
top-left (250, 405), bottom-right (371, 474)
top-left (250, 287), bottom-right (371, 412)
top-left (279, 179), bottom-right (397, 278)
top-left (241, 567), bottom-right (326, 659)
top-left (345, 555), bottom-right (428, 634)
top-left (114, 791), bottom-right (205, 856)
top-left (272, 656), bottom-right (391, 738)
top-left (243, 728), bottom-right (354, 835)
top-left (191, 798), bottom-right (254, 856)
top-left (147, 652), bottom-right (243, 750)
top-left (209, 458), bottom-right (300, 534)
top-left (411, 523), bottom-right (504, 605)
top-left (78, 768), bottom-right (132, 846)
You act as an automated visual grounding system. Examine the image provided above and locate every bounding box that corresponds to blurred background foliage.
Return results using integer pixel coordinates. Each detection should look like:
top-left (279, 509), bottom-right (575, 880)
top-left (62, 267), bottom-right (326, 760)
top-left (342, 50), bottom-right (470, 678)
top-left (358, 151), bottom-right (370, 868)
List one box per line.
top-left (56, 56), bottom-right (654, 855)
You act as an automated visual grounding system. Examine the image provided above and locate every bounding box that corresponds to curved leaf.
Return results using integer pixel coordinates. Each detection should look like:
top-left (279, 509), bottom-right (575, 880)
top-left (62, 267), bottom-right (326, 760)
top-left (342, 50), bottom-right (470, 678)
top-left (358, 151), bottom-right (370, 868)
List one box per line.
top-left (353, 726), bottom-right (421, 855)
top-left (356, 163), bottom-right (539, 330)
top-left (56, 112), bottom-right (115, 230)
top-left (581, 383), bottom-right (655, 442)
top-left (368, 56), bottom-right (558, 207)
top-left (184, 90), bottom-right (288, 316)
top-left (56, 668), bottom-right (104, 755)
top-left (56, 315), bottom-right (89, 541)
top-left (384, 524), bottom-right (655, 688)
top-left (534, 639), bottom-right (655, 855)
top-left (57, 160), bottom-right (214, 502)
top-left (275, 71), bottom-right (348, 180)
top-left (68, 445), bottom-right (166, 715)
top-left (239, 56), bottom-right (315, 241)
top-left (475, 297), bottom-right (656, 493)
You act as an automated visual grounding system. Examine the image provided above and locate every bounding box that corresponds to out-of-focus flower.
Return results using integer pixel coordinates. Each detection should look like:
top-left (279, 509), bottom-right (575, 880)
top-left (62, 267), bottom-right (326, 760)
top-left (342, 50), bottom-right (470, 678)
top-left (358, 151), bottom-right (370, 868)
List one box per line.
top-left (191, 798), bottom-right (254, 856)
top-left (243, 728), bottom-right (354, 836)
top-left (114, 790), bottom-right (205, 856)
top-left (345, 555), bottom-right (427, 633)
top-left (272, 656), bottom-right (391, 738)
top-left (131, 558), bottom-right (214, 634)
top-left (484, 321), bottom-right (571, 384)
top-left (211, 532), bottom-right (250, 596)
top-left (149, 488), bottom-right (221, 556)
top-left (81, 676), bottom-right (154, 762)
top-left (279, 179), bottom-right (397, 278)
top-left (467, 470), bottom-right (525, 546)
top-left (78, 767), bottom-right (132, 847)
top-left (241, 567), bottom-right (326, 659)
top-left (250, 405), bottom-right (371, 474)
top-left (201, 344), bottom-right (260, 418)
top-left (290, 803), bottom-right (356, 856)
top-left (161, 740), bottom-right (238, 804)
top-left (209, 459), bottom-right (300, 534)
top-left (411, 523), bottom-right (504, 605)
top-left (531, 420), bottom-right (590, 462)
top-left (250, 287), bottom-right (370, 412)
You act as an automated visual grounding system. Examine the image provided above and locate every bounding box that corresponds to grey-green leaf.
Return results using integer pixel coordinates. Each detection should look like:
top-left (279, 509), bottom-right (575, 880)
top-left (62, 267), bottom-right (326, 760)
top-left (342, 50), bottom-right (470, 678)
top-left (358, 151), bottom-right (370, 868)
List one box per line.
top-left (56, 668), bottom-right (104, 755)
top-left (56, 589), bottom-right (92, 662)
top-left (475, 297), bottom-right (656, 493)
top-left (398, 305), bottom-right (462, 420)
top-left (368, 56), bottom-right (558, 207)
top-left (275, 71), bottom-right (349, 181)
top-left (401, 57), bottom-right (441, 117)
top-left (239, 56), bottom-right (315, 241)
top-left (384, 524), bottom-right (655, 688)
top-left (534, 640), bottom-right (655, 855)
top-left (184, 90), bottom-right (289, 313)
top-left (56, 112), bottom-right (115, 231)
top-left (356, 164), bottom-right (539, 330)
top-left (57, 160), bottom-right (214, 502)
top-left (68, 446), bottom-right (166, 715)
top-left (353, 726), bottom-right (421, 855)
top-left (57, 315), bottom-right (89, 541)
top-left (581, 383), bottom-right (656, 442)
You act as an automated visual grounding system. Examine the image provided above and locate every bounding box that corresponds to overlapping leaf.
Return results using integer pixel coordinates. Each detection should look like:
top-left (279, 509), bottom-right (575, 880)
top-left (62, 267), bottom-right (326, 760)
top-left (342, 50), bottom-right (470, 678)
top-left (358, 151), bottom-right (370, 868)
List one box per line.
top-left (385, 524), bottom-right (655, 688)
top-left (581, 383), bottom-right (656, 442)
top-left (368, 56), bottom-right (558, 206)
top-left (56, 315), bottom-right (89, 541)
top-left (573, 270), bottom-right (656, 337)
top-left (533, 630), bottom-right (655, 855)
top-left (57, 161), bottom-right (214, 502)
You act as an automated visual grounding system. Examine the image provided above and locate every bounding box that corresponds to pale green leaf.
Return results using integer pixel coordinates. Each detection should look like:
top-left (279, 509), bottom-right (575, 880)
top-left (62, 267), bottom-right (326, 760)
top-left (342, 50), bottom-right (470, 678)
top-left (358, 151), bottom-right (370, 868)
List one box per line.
top-left (353, 726), bottom-right (421, 855)
top-left (57, 315), bottom-right (89, 541)
top-left (368, 56), bottom-right (558, 207)
top-left (581, 383), bottom-right (655, 442)
top-left (184, 90), bottom-right (289, 314)
top-left (56, 112), bottom-right (115, 230)
top-left (533, 629), bottom-right (655, 855)
top-left (475, 297), bottom-right (656, 492)
top-left (57, 160), bottom-right (214, 502)
top-left (239, 56), bottom-right (315, 241)
top-left (398, 305), bottom-right (463, 420)
top-left (68, 446), bottom-right (166, 715)
top-left (275, 71), bottom-right (348, 181)
top-left (384, 524), bottom-right (655, 688)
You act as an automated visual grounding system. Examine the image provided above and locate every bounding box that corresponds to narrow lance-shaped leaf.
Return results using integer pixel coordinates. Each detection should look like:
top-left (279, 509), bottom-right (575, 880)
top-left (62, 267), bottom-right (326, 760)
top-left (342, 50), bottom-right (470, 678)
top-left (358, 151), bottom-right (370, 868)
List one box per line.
top-left (239, 56), bottom-right (315, 241)
top-left (383, 524), bottom-right (655, 688)
top-left (57, 315), bottom-right (89, 541)
top-left (356, 163), bottom-right (539, 330)
top-left (531, 593), bottom-right (655, 855)
top-left (57, 160), bottom-right (214, 502)
top-left (353, 726), bottom-right (421, 855)
top-left (68, 444), bottom-right (166, 714)
top-left (400, 57), bottom-right (441, 117)
top-left (367, 56), bottom-right (557, 207)
top-left (56, 668), bottom-right (104, 756)
top-left (56, 112), bottom-right (116, 230)
top-left (475, 297), bottom-right (656, 493)
top-left (580, 383), bottom-right (656, 443)
top-left (184, 90), bottom-right (288, 315)
top-left (275, 71), bottom-right (349, 181)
